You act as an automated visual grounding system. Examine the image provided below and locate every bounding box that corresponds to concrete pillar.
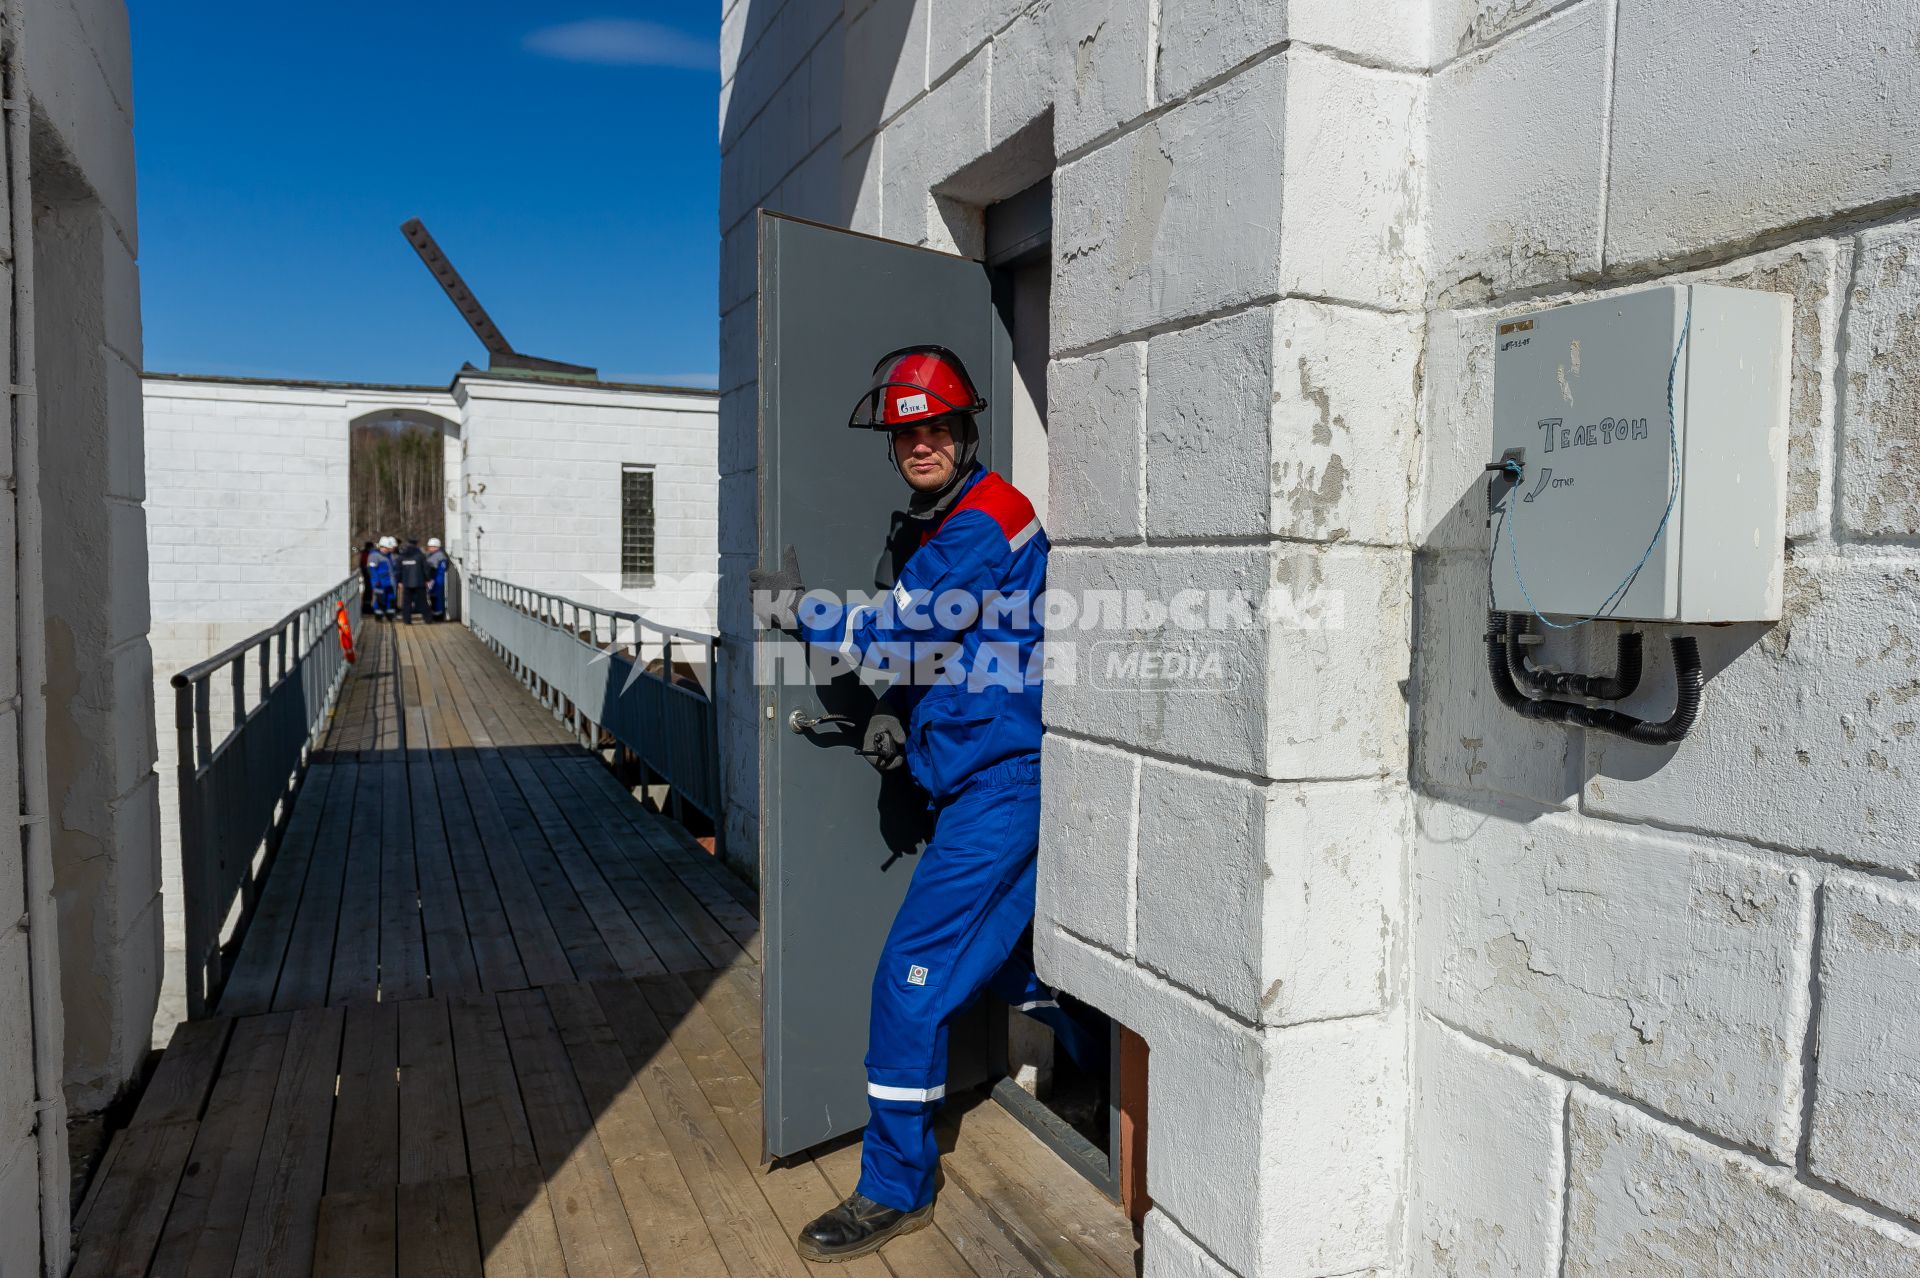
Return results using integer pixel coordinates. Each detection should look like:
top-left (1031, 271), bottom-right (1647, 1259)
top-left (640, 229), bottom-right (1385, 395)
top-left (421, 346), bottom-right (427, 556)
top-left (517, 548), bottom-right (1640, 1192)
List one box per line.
top-left (33, 186), bottom-right (160, 1116)
top-left (1034, 12), bottom-right (1428, 1272)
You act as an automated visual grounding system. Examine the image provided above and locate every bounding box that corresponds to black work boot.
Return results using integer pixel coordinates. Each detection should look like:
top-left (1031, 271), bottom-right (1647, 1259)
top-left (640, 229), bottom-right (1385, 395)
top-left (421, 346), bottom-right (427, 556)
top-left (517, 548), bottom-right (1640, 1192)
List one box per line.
top-left (796, 1192), bottom-right (933, 1263)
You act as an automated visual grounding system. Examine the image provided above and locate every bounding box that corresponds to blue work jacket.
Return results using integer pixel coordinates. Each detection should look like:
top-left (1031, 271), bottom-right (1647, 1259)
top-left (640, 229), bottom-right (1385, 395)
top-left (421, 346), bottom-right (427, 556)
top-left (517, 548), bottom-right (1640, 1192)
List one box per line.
top-left (798, 466), bottom-right (1048, 803)
top-left (369, 551), bottom-right (395, 591)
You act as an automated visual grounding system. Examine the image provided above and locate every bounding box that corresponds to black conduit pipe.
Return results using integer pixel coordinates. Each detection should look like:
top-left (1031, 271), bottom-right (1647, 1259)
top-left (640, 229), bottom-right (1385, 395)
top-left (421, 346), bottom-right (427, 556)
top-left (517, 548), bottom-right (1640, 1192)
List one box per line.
top-left (1505, 614), bottom-right (1645, 702)
top-left (1486, 611), bottom-right (1703, 744)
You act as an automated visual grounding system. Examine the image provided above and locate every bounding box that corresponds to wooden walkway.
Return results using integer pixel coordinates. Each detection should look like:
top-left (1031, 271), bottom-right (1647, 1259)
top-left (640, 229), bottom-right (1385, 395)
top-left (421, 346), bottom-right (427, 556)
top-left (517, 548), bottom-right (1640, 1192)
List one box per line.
top-left (75, 622), bottom-right (1137, 1278)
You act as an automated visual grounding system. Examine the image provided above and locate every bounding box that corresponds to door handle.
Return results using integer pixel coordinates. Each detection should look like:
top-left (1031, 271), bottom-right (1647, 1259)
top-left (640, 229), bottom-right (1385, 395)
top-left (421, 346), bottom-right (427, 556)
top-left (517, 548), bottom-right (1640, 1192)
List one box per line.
top-left (788, 709), bottom-right (857, 735)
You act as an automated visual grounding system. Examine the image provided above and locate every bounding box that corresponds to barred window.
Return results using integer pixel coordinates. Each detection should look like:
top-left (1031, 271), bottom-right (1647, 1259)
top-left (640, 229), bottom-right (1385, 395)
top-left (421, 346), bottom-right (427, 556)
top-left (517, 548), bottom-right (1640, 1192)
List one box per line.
top-left (621, 464), bottom-right (655, 589)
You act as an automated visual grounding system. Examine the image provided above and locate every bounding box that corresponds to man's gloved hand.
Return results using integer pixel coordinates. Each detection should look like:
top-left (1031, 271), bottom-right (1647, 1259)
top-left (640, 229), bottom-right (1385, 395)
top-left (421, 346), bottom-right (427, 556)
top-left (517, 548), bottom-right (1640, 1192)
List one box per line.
top-left (860, 708), bottom-right (907, 772)
top-left (749, 545), bottom-right (804, 630)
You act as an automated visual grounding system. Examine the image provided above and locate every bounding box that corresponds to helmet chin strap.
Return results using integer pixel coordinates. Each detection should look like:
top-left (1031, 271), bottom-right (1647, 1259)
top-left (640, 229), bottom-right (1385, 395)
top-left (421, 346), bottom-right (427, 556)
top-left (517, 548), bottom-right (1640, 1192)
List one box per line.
top-left (892, 414), bottom-right (980, 520)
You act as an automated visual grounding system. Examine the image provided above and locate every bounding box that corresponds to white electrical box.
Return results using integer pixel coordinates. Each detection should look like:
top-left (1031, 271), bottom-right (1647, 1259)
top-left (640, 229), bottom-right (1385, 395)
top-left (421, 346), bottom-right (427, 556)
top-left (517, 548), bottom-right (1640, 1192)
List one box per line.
top-left (1489, 284), bottom-right (1791, 623)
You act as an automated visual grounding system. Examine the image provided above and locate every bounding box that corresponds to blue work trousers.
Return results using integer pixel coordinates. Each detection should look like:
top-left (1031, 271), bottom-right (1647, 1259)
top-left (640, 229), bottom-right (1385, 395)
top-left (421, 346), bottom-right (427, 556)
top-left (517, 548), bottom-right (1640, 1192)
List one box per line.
top-left (855, 755), bottom-right (1099, 1212)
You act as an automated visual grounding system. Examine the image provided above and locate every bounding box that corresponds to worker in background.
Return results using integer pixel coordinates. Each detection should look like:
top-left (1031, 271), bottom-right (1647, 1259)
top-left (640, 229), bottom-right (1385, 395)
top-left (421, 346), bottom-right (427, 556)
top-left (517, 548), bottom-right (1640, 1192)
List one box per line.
top-left (395, 537), bottom-right (428, 625)
top-left (357, 541), bottom-right (377, 616)
top-left (425, 537), bottom-right (449, 621)
top-left (370, 536), bottom-right (398, 620)
top-left (751, 346), bottom-right (1104, 1263)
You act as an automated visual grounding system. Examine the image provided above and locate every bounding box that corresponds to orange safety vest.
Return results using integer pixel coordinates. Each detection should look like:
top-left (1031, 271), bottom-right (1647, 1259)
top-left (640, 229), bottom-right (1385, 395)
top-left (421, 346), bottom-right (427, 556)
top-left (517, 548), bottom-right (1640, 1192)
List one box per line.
top-left (335, 600), bottom-right (356, 663)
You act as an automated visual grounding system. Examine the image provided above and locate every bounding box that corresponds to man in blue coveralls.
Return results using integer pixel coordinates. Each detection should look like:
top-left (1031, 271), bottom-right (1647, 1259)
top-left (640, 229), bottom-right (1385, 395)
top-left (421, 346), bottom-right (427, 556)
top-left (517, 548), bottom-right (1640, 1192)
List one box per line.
top-left (752, 346), bottom-right (1102, 1263)
top-left (425, 537), bottom-right (450, 620)
top-left (369, 536), bottom-right (398, 620)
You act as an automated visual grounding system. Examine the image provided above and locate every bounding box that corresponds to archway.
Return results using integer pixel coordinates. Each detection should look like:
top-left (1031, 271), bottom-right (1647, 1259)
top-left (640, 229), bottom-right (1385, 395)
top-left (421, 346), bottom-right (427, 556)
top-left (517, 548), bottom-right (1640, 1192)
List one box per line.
top-left (348, 406), bottom-right (459, 554)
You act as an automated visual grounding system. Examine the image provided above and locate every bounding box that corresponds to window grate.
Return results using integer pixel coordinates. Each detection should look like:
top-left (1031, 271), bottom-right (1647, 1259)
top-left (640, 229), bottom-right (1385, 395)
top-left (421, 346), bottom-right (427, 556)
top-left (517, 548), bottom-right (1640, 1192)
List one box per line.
top-left (621, 464), bottom-right (655, 589)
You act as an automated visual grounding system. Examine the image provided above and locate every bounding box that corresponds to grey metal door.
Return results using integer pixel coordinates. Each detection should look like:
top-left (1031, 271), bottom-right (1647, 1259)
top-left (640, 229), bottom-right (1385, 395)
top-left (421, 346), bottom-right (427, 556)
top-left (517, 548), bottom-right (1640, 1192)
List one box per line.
top-left (758, 212), bottom-right (1008, 1160)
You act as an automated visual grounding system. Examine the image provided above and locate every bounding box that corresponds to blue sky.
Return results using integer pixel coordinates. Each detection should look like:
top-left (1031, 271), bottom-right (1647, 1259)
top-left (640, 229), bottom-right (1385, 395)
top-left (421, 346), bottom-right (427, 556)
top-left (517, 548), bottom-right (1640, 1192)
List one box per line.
top-left (130, 4), bottom-right (720, 387)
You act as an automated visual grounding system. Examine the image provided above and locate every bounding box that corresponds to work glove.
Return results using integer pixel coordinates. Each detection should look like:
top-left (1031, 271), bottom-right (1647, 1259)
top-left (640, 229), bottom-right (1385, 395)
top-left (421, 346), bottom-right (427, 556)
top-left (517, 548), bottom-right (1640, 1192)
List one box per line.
top-left (860, 708), bottom-right (907, 773)
top-left (749, 545), bottom-right (804, 630)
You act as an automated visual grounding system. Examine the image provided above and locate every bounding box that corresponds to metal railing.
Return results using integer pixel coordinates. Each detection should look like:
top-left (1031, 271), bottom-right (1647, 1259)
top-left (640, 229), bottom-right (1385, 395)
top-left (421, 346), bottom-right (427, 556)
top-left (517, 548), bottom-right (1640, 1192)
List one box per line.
top-left (173, 577), bottom-right (359, 1018)
top-left (466, 575), bottom-right (722, 841)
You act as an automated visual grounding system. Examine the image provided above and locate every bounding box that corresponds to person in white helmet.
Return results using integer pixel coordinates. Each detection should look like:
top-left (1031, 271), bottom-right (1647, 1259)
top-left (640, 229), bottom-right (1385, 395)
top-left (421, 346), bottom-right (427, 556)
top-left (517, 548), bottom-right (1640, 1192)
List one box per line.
top-left (370, 536), bottom-right (399, 619)
top-left (425, 537), bottom-right (449, 620)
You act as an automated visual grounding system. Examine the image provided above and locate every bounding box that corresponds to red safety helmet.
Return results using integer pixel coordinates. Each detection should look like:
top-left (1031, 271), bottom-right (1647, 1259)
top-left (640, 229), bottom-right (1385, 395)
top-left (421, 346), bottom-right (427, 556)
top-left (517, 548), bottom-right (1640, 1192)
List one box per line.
top-left (848, 345), bottom-right (988, 431)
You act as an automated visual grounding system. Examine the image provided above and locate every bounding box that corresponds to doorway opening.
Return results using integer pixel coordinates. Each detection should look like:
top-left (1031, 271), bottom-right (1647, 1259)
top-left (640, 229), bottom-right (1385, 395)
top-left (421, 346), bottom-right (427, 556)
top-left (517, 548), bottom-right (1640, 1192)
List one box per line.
top-left (348, 408), bottom-right (456, 616)
top-left (983, 181), bottom-right (1148, 1223)
top-left (349, 409), bottom-right (451, 550)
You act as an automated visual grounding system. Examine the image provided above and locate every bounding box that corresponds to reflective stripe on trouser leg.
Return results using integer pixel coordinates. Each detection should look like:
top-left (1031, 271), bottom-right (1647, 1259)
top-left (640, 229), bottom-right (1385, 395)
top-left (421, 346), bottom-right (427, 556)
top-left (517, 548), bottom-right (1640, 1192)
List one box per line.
top-left (857, 775), bottom-right (1041, 1213)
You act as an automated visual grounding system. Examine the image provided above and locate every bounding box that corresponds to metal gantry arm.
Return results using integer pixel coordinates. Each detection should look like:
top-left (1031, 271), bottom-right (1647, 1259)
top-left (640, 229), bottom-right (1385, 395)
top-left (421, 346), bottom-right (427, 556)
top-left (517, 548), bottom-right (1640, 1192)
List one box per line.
top-left (400, 218), bottom-right (599, 379)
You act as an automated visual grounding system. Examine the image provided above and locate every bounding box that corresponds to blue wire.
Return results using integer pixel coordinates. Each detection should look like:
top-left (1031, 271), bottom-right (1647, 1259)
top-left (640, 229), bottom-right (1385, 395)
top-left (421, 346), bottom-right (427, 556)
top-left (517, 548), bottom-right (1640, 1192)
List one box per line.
top-left (1498, 301), bottom-right (1692, 631)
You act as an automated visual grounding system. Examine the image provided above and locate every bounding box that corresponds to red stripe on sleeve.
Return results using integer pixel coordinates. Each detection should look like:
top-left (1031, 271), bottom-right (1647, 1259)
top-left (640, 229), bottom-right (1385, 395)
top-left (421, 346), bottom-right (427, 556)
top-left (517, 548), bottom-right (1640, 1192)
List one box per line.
top-left (943, 472), bottom-right (1035, 542)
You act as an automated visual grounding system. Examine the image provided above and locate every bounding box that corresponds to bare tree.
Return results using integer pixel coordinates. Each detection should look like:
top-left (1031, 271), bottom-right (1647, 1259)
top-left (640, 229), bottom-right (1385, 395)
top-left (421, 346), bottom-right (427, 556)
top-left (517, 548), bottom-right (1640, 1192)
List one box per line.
top-left (350, 419), bottom-right (444, 560)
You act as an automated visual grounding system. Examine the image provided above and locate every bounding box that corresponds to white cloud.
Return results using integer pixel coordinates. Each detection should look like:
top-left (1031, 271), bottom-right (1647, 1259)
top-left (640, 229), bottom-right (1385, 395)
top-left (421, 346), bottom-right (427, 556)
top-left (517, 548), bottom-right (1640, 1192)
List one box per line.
top-left (523, 19), bottom-right (717, 70)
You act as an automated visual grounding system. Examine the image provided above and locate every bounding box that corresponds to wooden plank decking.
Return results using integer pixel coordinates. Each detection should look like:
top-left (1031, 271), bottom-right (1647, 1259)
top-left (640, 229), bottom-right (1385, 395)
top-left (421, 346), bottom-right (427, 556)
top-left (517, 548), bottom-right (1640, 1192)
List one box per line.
top-left (75, 621), bottom-right (1137, 1278)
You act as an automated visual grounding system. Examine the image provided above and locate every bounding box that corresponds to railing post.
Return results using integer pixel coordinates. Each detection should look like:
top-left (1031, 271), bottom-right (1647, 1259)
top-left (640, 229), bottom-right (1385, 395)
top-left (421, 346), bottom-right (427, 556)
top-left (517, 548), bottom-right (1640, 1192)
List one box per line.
top-left (232, 655), bottom-right (246, 729)
top-left (194, 679), bottom-right (212, 769)
top-left (662, 631), bottom-right (686, 825)
top-left (708, 635), bottom-right (723, 857)
top-left (174, 678), bottom-right (206, 1019)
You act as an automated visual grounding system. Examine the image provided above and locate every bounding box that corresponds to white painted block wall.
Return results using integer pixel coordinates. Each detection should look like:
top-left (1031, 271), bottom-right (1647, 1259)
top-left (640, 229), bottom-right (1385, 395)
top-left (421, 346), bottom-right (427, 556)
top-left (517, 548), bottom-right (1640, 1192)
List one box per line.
top-left (5, 0), bottom-right (150, 1264)
top-left (1411, 2), bottom-right (1920, 1273)
top-left (725, 0), bottom-right (1920, 1274)
top-left (143, 380), bottom-right (373, 626)
top-left (453, 374), bottom-right (720, 634)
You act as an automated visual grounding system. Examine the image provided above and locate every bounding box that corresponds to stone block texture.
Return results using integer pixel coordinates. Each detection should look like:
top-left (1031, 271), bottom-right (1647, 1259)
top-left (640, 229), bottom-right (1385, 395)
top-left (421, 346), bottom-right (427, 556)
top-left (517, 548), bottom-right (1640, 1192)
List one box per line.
top-left (1047, 341), bottom-right (1146, 543)
top-left (1053, 57), bottom-right (1288, 353)
top-left (1136, 764), bottom-right (1400, 1026)
top-left (1808, 873), bottom-right (1920, 1221)
top-left (1413, 552), bottom-right (1580, 808)
top-left (1566, 1092), bottom-right (1920, 1276)
top-left (1157, 0), bottom-right (1429, 98)
top-left (1053, 0), bottom-right (1153, 155)
top-left (1426, 1), bottom-right (1610, 305)
top-left (1605, 0), bottom-right (1920, 270)
top-left (1043, 542), bottom-right (1410, 780)
top-left (1145, 301), bottom-right (1422, 545)
top-left (1583, 557), bottom-right (1920, 877)
top-left (1411, 1019), bottom-right (1567, 1278)
top-left (1142, 1209), bottom-right (1241, 1278)
top-left (1037, 733), bottom-right (1137, 958)
top-left (721, 0), bottom-right (1920, 1272)
top-left (1842, 219), bottom-right (1920, 539)
top-left (1418, 802), bottom-right (1813, 1157)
